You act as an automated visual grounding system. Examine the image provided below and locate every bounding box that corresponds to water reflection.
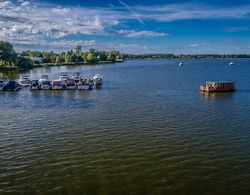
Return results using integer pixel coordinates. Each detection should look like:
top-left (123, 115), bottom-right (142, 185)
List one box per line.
top-left (0, 70), bottom-right (20, 80)
top-left (200, 91), bottom-right (235, 102)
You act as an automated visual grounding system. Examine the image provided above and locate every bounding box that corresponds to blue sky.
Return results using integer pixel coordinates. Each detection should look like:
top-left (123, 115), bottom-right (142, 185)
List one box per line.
top-left (1, 0), bottom-right (250, 54)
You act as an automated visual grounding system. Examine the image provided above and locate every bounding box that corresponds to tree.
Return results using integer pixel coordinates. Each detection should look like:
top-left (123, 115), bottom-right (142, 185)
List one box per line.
top-left (0, 41), bottom-right (16, 65)
top-left (75, 45), bottom-right (82, 57)
top-left (107, 51), bottom-right (117, 62)
top-left (55, 56), bottom-right (63, 63)
top-left (85, 52), bottom-right (95, 63)
top-left (65, 50), bottom-right (74, 63)
top-left (15, 56), bottom-right (33, 68)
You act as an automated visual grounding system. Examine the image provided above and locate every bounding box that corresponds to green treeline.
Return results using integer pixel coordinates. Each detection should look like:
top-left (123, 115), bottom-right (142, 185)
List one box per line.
top-left (21, 46), bottom-right (124, 64)
top-left (0, 41), bottom-right (33, 69)
top-left (125, 54), bottom-right (250, 59)
top-left (0, 41), bottom-right (124, 70)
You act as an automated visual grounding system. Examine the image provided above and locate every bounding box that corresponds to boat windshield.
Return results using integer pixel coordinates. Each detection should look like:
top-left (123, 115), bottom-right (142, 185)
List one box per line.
top-left (41, 75), bottom-right (48, 79)
top-left (67, 80), bottom-right (75, 85)
top-left (60, 72), bottom-right (68, 76)
top-left (42, 81), bottom-right (50, 85)
top-left (53, 81), bottom-right (62, 86)
top-left (73, 72), bottom-right (81, 76)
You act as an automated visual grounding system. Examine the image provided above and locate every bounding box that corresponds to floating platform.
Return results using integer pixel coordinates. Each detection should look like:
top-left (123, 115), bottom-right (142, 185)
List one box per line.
top-left (200, 81), bottom-right (235, 92)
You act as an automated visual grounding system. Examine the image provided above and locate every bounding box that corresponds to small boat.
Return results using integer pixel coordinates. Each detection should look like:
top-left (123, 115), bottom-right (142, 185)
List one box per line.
top-left (3, 80), bottom-right (21, 91)
top-left (72, 72), bottom-right (81, 83)
top-left (0, 78), bottom-right (9, 91)
top-left (40, 80), bottom-right (51, 90)
top-left (39, 75), bottom-right (49, 82)
top-left (30, 80), bottom-right (40, 90)
top-left (200, 81), bottom-right (235, 93)
top-left (51, 80), bottom-right (65, 90)
top-left (65, 79), bottom-right (76, 90)
top-left (93, 74), bottom-right (103, 86)
top-left (59, 72), bottom-right (69, 83)
top-left (19, 76), bottom-right (31, 87)
top-left (77, 77), bottom-right (93, 90)
top-left (179, 62), bottom-right (183, 66)
top-left (229, 62), bottom-right (234, 66)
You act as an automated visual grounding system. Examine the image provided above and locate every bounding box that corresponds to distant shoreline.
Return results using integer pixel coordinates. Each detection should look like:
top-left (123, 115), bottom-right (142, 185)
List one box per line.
top-left (1, 57), bottom-right (250, 72)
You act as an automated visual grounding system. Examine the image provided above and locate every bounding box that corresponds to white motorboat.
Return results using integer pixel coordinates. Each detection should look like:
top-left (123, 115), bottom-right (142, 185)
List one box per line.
top-left (19, 76), bottom-right (31, 87)
top-left (229, 62), bottom-right (234, 66)
top-left (59, 72), bottom-right (69, 83)
top-left (0, 78), bottom-right (9, 91)
top-left (65, 79), bottom-right (76, 90)
top-left (51, 80), bottom-right (65, 90)
top-left (93, 74), bottom-right (103, 86)
top-left (179, 62), bottom-right (183, 66)
top-left (78, 77), bottom-right (92, 90)
top-left (72, 72), bottom-right (81, 83)
top-left (40, 80), bottom-right (51, 90)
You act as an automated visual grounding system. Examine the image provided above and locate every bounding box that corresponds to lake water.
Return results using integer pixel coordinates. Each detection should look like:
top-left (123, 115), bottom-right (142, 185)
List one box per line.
top-left (0, 59), bottom-right (250, 194)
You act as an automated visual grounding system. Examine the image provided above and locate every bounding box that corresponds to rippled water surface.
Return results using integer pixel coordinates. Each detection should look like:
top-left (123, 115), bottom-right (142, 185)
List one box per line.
top-left (1, 59), bottom-right (250, 194)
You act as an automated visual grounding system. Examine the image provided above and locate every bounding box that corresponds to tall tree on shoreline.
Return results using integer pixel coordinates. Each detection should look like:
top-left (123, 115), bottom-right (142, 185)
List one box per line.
top-left (0, 41), bottom-right (16, 66)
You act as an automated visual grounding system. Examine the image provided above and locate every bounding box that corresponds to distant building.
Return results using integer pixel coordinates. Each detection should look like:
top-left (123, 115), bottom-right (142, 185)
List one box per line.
top-left (29, 57), bottom-right (44, 63)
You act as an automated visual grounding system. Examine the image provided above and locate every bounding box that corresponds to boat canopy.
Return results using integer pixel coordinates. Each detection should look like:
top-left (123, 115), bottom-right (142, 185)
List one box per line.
top-left (206, 81), bottom-right (234, 85)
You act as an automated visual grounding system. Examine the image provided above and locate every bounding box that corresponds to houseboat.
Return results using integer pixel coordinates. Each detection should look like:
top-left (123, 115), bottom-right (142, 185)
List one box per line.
top-left (30, 80), bottom-right (40, 90)
top-left (40, 80), bottom-right (51, 90)
top-left (0, 78), bottom-right (9, 91)
top-left (72, 72), bottom-right (81, 83)
top-left (65, 79), bottom-right (76, 90)
top-left (93, 74), bottom-right (103, 86)
top-left (51, 80), bottom-right (65, 90)
top-left (3, 80), bottom-right (21, 91)
top-left (200, 81), bottom-right (235, 93)
top-left (19, 76), bottom-right (31, 87)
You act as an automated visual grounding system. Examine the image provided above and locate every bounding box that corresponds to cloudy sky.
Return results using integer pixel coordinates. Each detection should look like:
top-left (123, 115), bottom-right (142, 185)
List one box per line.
top-left (1, 0), bottom-right (250, 54)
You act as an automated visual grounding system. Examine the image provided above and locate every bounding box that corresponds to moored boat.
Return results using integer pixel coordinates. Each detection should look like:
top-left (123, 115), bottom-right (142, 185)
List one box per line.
top-left (51, 80), bottom-right (65, 90)
top-left (72, 72), bottom-right (81, 83)
top-left (40, 80), bottom-right (51, 90)
top-left (65, 79), bottom-right (76, 90)
top-left (3, 80), bottom-right (21, 91)
top-left (200, 81), bottom-right (235, 92)
top-left (77, 76), bottom-right (93, 90)
top-left (30, 80), bottom-right (40, 90)
top-left (0, 78), bottom-right (9, 91)
top-left (39, 75), bottom-right (49, 82)
top-left (59, 72), bottom-right (69, 83)
top-left (179, 62), bottom-right (183, 66)
top-left (19, 76), bottom-right (31, 87)
top-left (229, 62), bottom-right (234, 66)
top-left (93, 74), bottom-right (103, 86)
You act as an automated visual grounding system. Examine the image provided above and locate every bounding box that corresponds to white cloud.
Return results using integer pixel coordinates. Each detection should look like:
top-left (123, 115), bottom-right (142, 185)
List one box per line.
top-left (0, 0), bottom-right (115, 43)
top-left (118, 30), bottom-right (166, 38)
top-left (1, 0), bottom-right (250, 52)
